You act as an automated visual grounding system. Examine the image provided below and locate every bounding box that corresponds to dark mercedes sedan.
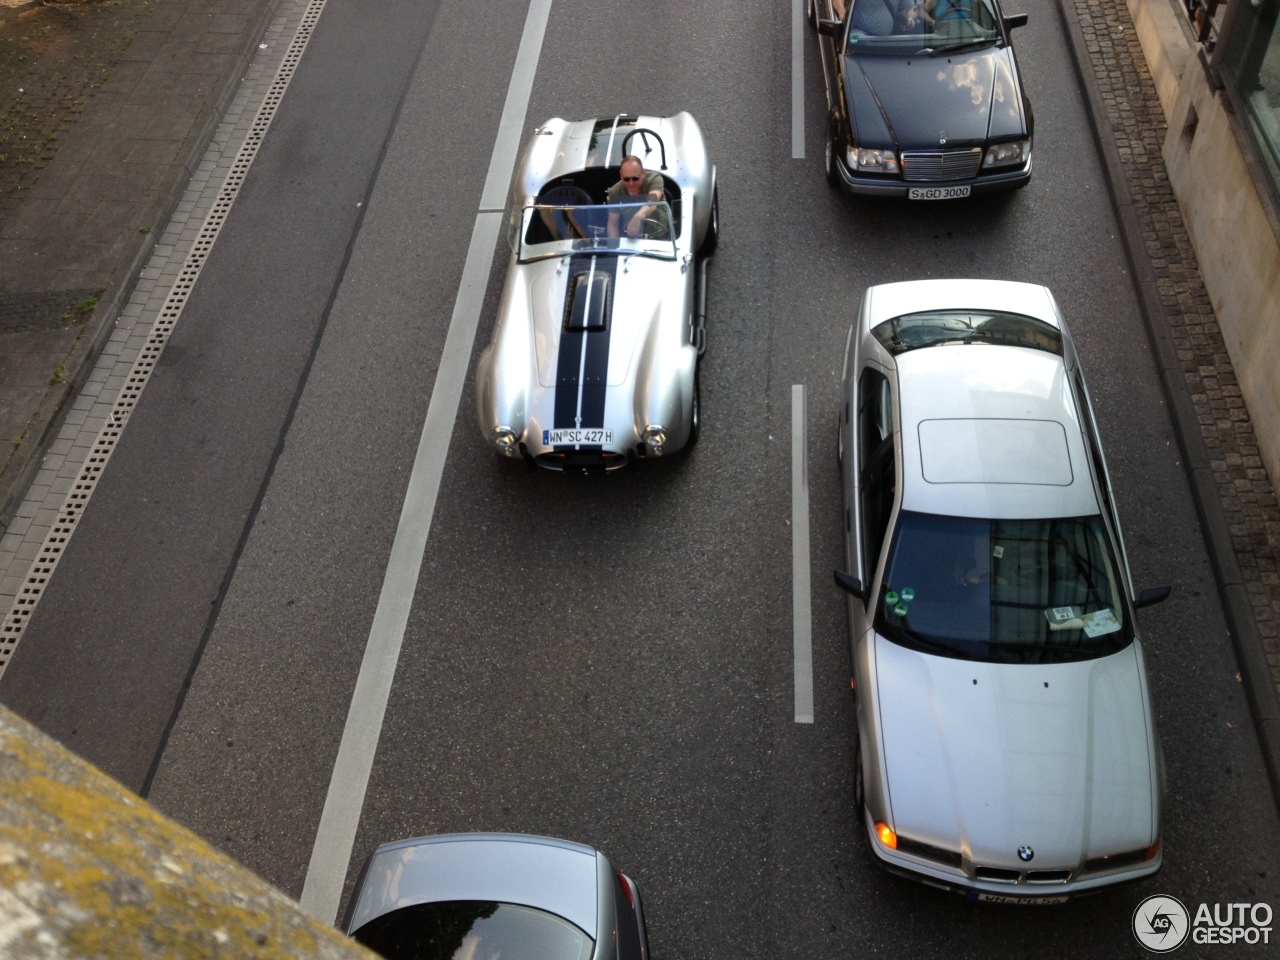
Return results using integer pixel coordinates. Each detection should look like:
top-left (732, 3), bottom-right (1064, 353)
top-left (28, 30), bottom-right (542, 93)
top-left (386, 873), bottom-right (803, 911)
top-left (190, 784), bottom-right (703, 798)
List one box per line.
top-left (809, 0), bottom-right (1033, 198)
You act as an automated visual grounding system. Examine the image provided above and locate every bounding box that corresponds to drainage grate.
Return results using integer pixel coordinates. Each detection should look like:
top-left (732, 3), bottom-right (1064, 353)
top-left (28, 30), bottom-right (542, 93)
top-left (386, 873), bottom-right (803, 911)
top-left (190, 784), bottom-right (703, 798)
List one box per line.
top-left (0, 0), bottom-right (330, 676)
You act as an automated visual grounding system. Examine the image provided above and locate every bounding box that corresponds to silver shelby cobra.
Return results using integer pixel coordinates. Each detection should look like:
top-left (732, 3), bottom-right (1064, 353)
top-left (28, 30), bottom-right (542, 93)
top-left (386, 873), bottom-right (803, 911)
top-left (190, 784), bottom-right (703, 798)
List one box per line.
top-left (475, 113), bottom-right (718, 471)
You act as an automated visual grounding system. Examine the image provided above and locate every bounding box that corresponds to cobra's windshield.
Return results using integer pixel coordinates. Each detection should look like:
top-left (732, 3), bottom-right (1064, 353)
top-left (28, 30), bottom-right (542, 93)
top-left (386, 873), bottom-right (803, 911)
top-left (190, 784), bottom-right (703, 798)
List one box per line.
top-left (517, 200), bottom-right (676, 262)
top-left (876, 511), bottom-right (1133, 663)
top-left (844, 0), bottom-right (1001, 54)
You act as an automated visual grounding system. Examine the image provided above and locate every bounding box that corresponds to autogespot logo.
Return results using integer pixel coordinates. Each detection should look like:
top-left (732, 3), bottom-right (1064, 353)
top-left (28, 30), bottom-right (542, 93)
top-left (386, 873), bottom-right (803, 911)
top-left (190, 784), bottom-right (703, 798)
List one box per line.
top-left (1133, 895), bottom-right (1191, 953)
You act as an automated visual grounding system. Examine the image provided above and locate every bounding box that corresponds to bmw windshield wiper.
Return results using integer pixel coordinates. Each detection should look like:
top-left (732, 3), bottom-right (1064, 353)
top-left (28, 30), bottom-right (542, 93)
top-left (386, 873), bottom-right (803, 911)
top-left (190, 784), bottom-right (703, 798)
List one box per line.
top-left (881, 619), bottom-right (969, 656)
top-left (983, 639), bottom-right (1093, 662)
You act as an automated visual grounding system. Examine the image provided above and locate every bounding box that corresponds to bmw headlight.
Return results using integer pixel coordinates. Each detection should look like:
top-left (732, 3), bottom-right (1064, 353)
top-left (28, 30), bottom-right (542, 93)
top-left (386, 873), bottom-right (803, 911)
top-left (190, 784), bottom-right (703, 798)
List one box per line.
top-left (642, 425), bottom-right (667, 455)
top-left (847, 145), bottom-right (899, 175)
top-left (491, 426), bottom-right (519, 455)
top-left (983, 139), bottom-right (1031, 169)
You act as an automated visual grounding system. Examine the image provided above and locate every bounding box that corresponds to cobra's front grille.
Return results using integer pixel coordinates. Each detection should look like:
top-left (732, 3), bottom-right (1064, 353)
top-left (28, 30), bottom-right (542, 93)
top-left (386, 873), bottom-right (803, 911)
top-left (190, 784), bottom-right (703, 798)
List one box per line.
top-left (901, 148), bottom-right (983, 182)
top-left (537, 450), bottom-right (627, 471)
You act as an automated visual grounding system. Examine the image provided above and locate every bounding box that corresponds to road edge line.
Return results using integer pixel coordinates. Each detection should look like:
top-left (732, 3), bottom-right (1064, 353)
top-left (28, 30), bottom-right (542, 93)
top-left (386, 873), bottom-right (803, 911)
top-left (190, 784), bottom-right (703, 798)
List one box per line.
top-left (793, 384), bottom-right (814, 724)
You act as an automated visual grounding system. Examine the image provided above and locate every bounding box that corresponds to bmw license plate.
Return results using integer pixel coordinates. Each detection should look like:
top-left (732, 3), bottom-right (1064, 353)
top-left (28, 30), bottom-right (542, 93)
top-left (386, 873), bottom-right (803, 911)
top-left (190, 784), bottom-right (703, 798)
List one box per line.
top-left (971, 892), bottom-right (1069, 905)
top-left (909, 185), bottom-right (971, 200)
top-left (543, 428), bottom-right (613, 446)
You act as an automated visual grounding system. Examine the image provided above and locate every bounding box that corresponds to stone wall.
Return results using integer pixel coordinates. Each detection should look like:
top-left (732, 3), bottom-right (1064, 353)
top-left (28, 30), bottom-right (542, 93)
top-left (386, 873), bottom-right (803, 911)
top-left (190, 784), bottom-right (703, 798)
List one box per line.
top-left (1130, 0), bottom-right (1280, 503)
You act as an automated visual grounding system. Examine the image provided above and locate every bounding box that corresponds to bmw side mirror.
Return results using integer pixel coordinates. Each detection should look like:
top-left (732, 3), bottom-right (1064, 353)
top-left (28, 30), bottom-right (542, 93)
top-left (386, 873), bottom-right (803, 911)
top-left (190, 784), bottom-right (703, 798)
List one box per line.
top-left (1004, 13), bottom-right (1028, 31)
top-left (834, 570), bottom-right (868, 602)
top-left (1134, 585), bottom-right (1172, 609)
top-left (817, 18), bottom-right (843, 37)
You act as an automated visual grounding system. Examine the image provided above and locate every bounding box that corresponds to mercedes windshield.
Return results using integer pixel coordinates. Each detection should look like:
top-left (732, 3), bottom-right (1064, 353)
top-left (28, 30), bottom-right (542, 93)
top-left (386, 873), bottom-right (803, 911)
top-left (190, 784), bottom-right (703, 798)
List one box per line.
top-left (843, 0), bottom-right (1002, 55)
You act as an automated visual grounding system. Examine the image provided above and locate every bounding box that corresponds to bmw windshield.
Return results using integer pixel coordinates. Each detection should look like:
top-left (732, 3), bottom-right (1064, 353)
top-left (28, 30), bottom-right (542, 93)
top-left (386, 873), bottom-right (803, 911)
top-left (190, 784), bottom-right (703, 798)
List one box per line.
top-left (843, 0), bottom-right (1002, 55)
top-left (517, 200), bottom-right (676, 262)
top-left (876, 511), bottom-right (1133, 663)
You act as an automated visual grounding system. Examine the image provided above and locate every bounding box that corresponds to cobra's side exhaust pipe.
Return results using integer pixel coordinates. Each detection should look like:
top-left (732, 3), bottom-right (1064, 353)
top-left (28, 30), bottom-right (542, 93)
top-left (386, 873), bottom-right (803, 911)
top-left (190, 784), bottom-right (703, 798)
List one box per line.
top-left (693, 256), bottom-right (710, 357)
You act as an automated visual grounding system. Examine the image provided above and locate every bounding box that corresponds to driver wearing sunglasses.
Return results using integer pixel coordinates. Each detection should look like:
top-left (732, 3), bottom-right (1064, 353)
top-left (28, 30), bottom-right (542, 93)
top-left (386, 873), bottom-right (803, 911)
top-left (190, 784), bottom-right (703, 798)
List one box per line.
top-left (606, 154), bottom-right (665, 238)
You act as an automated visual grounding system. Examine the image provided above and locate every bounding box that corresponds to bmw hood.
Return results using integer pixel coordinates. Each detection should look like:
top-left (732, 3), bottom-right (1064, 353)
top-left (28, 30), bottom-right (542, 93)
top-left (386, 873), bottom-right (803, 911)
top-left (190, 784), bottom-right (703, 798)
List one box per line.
top-left (845, 46), bottom-right (1027, 147)
top-left (873, 637), bottom-right (1157, 869)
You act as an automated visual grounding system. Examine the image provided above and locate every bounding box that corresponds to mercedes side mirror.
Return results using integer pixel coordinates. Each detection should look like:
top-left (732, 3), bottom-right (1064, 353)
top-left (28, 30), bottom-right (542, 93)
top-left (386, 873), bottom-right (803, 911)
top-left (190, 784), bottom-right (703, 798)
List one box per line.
top-left (1004, 13), bottom-right (1028, 31)
top-left (834, 570), bottom-right (867, 602)
top-left (817, 18), bottom-right (843, 37)
top-left (1134, 585), bottom-right (1172, 609)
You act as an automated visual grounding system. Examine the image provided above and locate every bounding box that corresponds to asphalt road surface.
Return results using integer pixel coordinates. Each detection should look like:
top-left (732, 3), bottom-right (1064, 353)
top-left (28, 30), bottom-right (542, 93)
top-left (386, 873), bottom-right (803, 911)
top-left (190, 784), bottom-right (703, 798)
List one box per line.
top-left (3, 1), bottom-right (1278, 957)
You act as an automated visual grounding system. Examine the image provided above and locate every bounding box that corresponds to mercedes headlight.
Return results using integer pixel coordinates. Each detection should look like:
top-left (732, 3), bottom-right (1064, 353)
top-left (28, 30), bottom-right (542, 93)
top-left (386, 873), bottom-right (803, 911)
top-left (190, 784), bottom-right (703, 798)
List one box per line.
top-left (983, 139), bottom-right (1031, 169)
top-left (847, 145), bottom-right (899, 175)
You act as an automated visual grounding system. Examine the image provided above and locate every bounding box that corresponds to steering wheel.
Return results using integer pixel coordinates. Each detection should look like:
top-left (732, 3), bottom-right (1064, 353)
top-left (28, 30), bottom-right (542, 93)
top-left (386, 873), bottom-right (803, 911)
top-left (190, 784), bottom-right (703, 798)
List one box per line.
top-left (634, 216), bottom-right (669, 240)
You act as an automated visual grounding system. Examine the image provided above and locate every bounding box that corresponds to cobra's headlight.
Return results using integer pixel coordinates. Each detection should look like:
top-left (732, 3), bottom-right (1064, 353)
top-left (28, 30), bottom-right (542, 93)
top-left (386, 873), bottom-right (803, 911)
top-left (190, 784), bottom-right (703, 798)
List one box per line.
top-left (983, 139), bottom-right (1031, 169)
top-left (847, 145), bottom-right (899, 175)
top-left (642, 425), bottom-right (667, 454)
top-left (491, 426), bottom-right (519, 454)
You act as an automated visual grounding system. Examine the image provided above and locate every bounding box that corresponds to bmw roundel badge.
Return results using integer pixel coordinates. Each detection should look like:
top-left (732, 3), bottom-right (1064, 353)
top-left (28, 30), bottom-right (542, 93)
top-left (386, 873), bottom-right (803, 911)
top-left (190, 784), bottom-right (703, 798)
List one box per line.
top-left (1017, 846), bottom-right (1035, 862)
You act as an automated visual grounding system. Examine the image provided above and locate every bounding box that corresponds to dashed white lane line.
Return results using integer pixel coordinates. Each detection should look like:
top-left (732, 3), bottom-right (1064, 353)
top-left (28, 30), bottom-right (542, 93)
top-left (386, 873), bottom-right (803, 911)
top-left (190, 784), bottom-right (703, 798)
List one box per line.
top-left (793, 384), bottom-right (814, 724)
top-left (792, 0), bottom-right (806, 159)
top-left (297, 0), bottom-right (555, 926)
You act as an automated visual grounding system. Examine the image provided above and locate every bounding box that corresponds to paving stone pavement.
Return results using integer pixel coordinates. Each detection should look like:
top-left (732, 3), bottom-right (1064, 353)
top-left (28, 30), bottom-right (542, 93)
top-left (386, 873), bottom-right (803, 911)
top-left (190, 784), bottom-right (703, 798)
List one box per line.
top-left (1062, 0), bottom-right (1280, 796)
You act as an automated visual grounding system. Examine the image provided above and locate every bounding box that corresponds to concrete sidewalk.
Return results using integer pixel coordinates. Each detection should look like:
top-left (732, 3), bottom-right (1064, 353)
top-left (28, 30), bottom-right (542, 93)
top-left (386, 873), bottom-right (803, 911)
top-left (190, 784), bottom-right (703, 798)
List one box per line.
top-left (0, 0), bottom-right (281, 526)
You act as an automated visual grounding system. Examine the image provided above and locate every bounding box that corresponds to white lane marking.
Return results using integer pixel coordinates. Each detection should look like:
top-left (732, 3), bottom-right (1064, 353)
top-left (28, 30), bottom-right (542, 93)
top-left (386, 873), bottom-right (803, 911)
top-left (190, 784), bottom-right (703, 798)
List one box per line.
top-left (792, 384), bottom-right (814, 724)
top-left (792, 0), bottom-right (805, 159)
top-left (298, 0), bottom-right (554, 926)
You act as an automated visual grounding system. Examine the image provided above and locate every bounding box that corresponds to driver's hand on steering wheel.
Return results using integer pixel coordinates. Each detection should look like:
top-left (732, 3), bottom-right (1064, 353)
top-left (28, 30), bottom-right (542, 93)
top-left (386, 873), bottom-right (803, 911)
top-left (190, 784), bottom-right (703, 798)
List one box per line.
top-left (625, 214), bottom-right (644, 238)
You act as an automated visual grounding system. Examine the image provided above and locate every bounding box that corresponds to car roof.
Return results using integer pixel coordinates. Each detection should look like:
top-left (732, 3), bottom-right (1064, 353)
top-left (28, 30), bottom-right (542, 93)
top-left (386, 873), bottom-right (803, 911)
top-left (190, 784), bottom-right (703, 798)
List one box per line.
top-left (896, 343), bottom-right (1101, 520)
top-left (346, 833), bottom-right (600, 938)
top-left (864, 278), bottom-right (1063, 331)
